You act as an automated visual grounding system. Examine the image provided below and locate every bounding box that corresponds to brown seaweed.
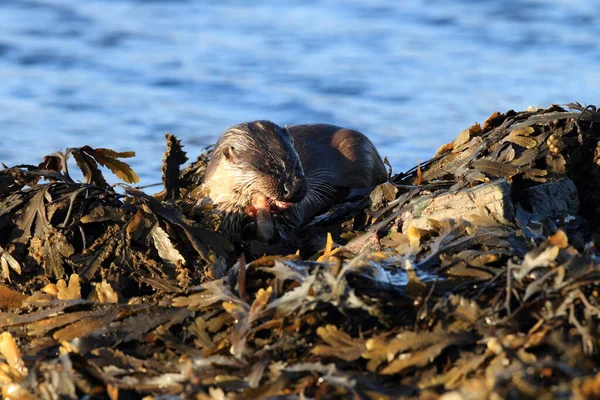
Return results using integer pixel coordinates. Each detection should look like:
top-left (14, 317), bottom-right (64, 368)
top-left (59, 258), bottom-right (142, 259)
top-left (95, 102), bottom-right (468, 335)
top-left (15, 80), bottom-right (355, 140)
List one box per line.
top-left (1, 105), bottom-right (600, 399)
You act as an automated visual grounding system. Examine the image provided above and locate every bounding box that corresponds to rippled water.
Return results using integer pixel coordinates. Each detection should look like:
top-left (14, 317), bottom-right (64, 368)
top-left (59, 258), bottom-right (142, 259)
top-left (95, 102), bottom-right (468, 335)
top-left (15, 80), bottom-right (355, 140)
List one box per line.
top-left (0, 0), bottom-right (598, 187)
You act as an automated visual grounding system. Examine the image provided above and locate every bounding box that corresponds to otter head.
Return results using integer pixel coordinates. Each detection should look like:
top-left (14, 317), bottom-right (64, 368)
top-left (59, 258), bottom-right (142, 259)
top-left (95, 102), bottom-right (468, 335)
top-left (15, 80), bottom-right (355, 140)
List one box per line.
top-left (204, 120), bottom-right (308, 240)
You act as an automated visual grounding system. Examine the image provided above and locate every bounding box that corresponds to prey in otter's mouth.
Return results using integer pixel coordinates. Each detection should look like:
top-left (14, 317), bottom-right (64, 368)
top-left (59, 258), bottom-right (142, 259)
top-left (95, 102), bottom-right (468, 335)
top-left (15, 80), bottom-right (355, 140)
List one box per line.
top-left (203, 121), bottom-right (308, 241)
top-left (203, 120), bottom-right (388, 242)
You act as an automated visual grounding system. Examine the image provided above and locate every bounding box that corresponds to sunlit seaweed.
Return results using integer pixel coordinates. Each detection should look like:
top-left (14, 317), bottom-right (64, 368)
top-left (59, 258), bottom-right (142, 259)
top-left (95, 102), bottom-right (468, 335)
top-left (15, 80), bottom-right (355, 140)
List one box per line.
top-left (2, 105), bottom-right (600, 399)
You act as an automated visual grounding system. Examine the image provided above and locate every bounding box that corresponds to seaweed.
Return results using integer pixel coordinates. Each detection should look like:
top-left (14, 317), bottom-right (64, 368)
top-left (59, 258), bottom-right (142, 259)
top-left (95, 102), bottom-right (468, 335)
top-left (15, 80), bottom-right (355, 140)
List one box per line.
top-left (1, 104), bottom-right (600, 399)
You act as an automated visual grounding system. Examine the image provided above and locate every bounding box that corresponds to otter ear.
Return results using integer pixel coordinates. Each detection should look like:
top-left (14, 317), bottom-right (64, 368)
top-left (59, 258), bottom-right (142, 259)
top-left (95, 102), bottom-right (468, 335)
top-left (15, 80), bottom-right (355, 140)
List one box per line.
top-left (222, 146), bottom-right (235, 162)
top-left (283, 125), bottom-right (294, 144)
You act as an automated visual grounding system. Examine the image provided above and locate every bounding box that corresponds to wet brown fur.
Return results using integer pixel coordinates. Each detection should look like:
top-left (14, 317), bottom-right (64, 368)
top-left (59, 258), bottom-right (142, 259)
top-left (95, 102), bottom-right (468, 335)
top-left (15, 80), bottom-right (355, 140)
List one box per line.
top-left (203, 121), bottom-right (387, 233)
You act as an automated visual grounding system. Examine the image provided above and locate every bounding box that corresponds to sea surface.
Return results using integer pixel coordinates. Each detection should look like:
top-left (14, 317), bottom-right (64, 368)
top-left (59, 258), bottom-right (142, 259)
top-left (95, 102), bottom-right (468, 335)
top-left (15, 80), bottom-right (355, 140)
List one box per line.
top-left (0, 0), bottom-right (598, 187)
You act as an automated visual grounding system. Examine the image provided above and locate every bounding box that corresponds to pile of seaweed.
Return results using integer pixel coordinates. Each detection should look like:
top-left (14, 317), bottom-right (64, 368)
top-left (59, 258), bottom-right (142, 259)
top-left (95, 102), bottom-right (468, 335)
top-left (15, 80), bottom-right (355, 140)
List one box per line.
top-left (2, 104), bottom-right (600, 399)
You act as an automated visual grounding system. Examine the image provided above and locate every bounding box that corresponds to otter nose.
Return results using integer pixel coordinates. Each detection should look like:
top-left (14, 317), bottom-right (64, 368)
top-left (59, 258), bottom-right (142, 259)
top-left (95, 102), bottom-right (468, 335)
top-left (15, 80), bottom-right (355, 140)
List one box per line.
top-left (282, 177), bottom-right (308, 203)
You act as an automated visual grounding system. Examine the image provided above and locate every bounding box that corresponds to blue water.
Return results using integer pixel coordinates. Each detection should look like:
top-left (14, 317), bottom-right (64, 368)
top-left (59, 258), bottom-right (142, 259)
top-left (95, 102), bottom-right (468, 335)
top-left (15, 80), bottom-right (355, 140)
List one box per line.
top-left (0, 0), bottom-right (598, 187)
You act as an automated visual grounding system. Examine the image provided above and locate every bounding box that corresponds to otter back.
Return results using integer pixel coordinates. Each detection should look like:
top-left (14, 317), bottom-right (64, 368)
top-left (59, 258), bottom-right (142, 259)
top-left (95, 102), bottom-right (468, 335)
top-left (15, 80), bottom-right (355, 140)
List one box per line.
top-left (287, 123), bottom-right (387, 221)
top-left (289, 124), bottom-right (387, 189)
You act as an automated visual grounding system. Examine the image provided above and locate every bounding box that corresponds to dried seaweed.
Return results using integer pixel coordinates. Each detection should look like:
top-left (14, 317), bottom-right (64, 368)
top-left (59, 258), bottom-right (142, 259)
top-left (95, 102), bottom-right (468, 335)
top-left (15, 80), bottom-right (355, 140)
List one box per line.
top-left (162, 133), bottom-right (189, 201)
top-left (2, 107), bottom-right (600, 399)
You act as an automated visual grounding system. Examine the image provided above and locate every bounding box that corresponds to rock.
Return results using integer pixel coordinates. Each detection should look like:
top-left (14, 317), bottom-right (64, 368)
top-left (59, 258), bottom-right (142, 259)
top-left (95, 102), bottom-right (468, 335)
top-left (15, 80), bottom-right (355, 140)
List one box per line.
top-left (401, 180), bottom-right (514, 232)
top-left (520, 178), bottom-right (579, 219)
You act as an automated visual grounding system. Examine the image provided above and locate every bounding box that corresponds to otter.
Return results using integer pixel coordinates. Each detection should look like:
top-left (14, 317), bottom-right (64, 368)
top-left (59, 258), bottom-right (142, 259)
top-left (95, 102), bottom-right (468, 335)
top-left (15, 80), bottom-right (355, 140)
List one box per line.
top-left (203, 120), bottom-right (387, 241)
